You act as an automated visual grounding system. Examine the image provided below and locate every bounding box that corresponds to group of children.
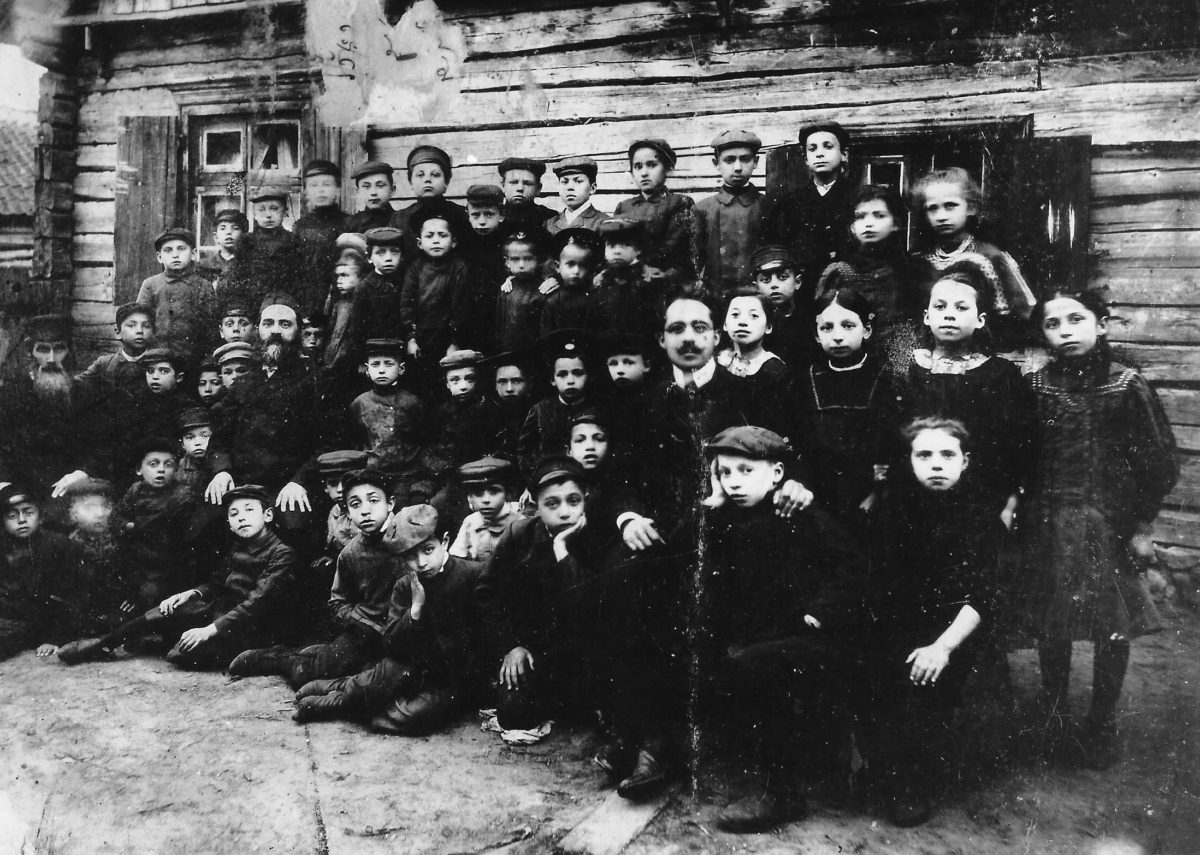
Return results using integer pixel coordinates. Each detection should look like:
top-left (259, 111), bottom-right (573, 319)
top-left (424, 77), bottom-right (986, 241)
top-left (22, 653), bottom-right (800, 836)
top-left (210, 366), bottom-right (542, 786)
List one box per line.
top-left (0, 119), bottom-right (1179, 834)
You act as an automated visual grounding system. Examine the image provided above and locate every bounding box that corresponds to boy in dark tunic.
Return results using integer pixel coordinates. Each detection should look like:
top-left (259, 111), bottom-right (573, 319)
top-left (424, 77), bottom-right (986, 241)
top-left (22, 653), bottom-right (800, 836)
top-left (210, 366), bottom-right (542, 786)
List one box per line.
top-left (540, 228), bottom-right (601, 337)
top-left (591, 218), bottom-right (664, 347)
top-left (349, 227), bottom-right (406, 360)
top-left (136, 227), bottom-right (218, 366)
top-left (518, 332), bottom-right (595, 477)
top-left (498, 157), bottom-right (556, 236)
top-left (292, 159), bottom-right (350, 314)
top-left (400, 203), bottom-right (473, 375)
top-left (479, 350), bottom-right (537, 467)
top-left (74, 302), bottom-right (154, 403)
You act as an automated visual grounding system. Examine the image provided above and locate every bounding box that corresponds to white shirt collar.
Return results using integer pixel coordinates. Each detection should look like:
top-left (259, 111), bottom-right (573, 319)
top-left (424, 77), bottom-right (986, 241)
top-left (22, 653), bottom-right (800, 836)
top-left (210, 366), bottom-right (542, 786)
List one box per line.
top-left (672, 358), bottom-right (717, 389)
top-left (562, 202), bottom-right (595, 224)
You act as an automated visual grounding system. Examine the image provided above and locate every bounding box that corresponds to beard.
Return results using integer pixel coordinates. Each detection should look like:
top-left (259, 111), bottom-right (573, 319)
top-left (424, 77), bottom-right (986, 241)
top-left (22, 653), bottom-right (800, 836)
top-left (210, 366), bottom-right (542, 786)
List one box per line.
top-left (260, 334), bottom-right (297, 367)
top-left (32, 364), bottom-right (73, 410)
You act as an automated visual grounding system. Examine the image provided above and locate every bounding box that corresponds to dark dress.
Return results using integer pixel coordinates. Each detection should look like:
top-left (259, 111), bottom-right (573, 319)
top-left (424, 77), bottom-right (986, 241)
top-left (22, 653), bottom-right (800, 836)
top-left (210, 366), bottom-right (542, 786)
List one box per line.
top-left (1022, 352), bottom-right (1178, 643)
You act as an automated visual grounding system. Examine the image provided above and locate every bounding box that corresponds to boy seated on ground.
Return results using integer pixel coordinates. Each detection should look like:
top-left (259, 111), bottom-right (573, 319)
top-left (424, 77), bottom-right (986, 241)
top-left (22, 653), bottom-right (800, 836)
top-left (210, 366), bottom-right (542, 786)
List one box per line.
top-left (58, 484), bottom-right (298, 671)
top-left (449, 457), bottom-right (523, 564)
top-left (229, 468), bottom-right (399, 688)
top-left (292, 503), bottom-right (486, 735)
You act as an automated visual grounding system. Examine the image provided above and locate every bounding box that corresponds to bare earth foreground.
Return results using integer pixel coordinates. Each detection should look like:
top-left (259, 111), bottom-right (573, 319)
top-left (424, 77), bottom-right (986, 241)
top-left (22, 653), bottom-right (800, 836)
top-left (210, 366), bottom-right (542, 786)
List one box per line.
top-left (2, 609), bottom-right (1198, 855)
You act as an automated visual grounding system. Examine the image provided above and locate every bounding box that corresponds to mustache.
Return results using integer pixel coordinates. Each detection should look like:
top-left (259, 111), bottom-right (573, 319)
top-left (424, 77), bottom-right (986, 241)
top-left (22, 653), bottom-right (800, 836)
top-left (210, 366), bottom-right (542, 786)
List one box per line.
top-left (674, 343), bottom-right (703, 355)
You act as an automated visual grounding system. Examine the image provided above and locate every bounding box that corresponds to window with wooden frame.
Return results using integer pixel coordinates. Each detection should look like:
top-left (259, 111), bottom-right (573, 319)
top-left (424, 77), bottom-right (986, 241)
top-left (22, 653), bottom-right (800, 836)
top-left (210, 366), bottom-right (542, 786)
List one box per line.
top-left (766, 119), bottom-right (1092, 296)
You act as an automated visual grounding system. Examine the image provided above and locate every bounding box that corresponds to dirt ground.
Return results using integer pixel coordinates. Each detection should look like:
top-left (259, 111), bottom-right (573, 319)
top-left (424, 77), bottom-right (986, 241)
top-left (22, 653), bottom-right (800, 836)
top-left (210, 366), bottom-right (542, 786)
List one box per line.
top-left (2, 608), bottom-right (1198, 855)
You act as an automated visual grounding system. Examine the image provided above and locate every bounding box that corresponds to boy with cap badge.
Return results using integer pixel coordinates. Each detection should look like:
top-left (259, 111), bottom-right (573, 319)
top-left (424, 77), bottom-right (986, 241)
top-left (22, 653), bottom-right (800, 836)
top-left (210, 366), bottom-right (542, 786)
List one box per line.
top-left (518, 331), bottom-right (594, 478)
top-left (695, 129), bottom-right (768, 295)
top-left (498, 157), bottom-right (556, 234)
top-left (450, 456), bottom-right (523, 563)
top-left (546, 156), bottom-right (609, 236)
top-left (293, 159), bottom-right (351, 314)
top-left (347, 160), bottom-right (402, 234)
top-left (539, 229), bottom-right (601, 338)
top-left (494, 230), bottom-right (548, 354)
top-left (751, 244), bottom-right (817, 368)
top-left (614, 139), bottom-right (697, 285)
top-left (74, 301), bottom-right (155, 402)
top-left (400, 202), bottom-right (474, 368)
top-left (393, 145), bottom-right (473, 258)
top-left (136, 227), bottom-right (218, 365)
top-left (58, 484), bottom-right (298, 670)
top-left (292, 503), bottom-right (487, 734)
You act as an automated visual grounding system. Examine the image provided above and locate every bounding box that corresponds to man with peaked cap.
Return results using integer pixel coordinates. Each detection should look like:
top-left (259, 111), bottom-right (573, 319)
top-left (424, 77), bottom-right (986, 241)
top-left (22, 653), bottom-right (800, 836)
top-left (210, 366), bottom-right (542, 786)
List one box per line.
top-left (393, 145), bottom-right (473, 259)
top-left (695, 128), bottom-right (768, 295)
top-left (498, 156), bottom-right (556, 235)
top-left (293, 159), bottom-right (351, 316)
top-left (546, 156), bottom-right (609, 236)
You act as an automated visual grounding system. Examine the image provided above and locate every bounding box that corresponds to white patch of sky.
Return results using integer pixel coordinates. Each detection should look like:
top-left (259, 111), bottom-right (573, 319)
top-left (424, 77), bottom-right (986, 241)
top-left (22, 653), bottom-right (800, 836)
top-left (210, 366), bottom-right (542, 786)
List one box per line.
top-left (0, 44), bottom-right (44, 117)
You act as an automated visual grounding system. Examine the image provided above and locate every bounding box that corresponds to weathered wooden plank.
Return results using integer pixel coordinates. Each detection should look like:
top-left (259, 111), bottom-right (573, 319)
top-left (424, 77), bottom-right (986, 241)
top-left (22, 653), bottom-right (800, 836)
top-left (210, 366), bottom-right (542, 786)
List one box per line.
top-left (1040, 49), bottom-right (1200, 89)
top-left (1093, 230), bottom-right (1200, 267)
top-left (74, 201), bottom-right (116, 235)
top-left (73, 267), bottom-right (115, 289)
top-left (73, 234), bottom-right (115, 265)
top-left (101, 60), bottom-right (310, 93)
top-left (106, 34), bottom-right (307, 72)
top-left (72, 280), bottom-right (114, 303)
top-left (1092, 163), bottom-right (1200, 199)
top-left (76, 144), bottom-right (118, 171)
top-left (1159, 388), bottom-right (1200, 426)
top-left (1164, 456), bottom-right (1200, 510)
top-left (1153, 508), bottom-right (1200, 550)
top-left (70, 300), bottom-right (117, 326)
top-left (1091, 198), bottom-right (1200, 232)
top-left (1108, 306), bottom-right (1200, 345)
top-left (1110, 343), bottom-right (1200, 383)
top-left (74, 171), bottom-right (116, 202)
top-left (557, 785), bottom-right (680, 855)
top-left (1173, 426), bottom-right (1200, 454)
top-left (57, 0), bottom-right (302, 25)
top-left (1092, 269), bottom-right (1200, 306)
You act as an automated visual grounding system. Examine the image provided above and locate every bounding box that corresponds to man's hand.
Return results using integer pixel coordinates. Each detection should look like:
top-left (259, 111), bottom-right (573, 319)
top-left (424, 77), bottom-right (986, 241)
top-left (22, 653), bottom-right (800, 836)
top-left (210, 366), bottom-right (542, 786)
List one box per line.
top-left (906, 643), bottom-right (951, 685)
top-left (51, 470), bottom-right (89, 499)
top-left (159, 590), bottom-right (197, 615)
top-left (773, 479), bottom-right (814, 518)
top-left (538, 277), bottom-right (560, 296)
top-left (276, 482), bottom-right (311, 513)
top-left (36, 643), bottom-right (59, 657)
top-left (621, 515), bottom-right (662, 552)
top-left (409, 572), bottom-right (426, 621)
top-left (500, 646), bottom-right (534, 689)
top-left (177, 624), bottom-right (218, 652)
top-left (205, 472), bottom-right (235, 506)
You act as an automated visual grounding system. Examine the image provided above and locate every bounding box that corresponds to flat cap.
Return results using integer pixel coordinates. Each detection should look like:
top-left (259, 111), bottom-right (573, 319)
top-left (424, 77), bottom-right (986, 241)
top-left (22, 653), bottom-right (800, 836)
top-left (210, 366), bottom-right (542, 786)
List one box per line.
top-left (259, 291), bottom-right (301, 318)
top-left (177, 407), bottom-right (212, 432)
top-left (214, 208), bottom-right (249, 229)
top-left (551, 227), bottom-right (601, 257)
top-left (498, 157), bottom-right (546, 178)
top-left (568, 409), bottom-right (608, 430)
top-left (364, 226), bottom-right (405, 247)
top-left (303, 159), bottom-right (341, 181)
top-left (62, 477), bottom-right (114, 500)
top-left (749, 244), bottom-right (798, 273)
top-left (135, 434), bottom-right (178, 461)
top-left (301, 310), bottom-right (327, 329)
top-left (213, 341), bottom-right (259, 365)
top-left (336, 232), bottom-right (368, 256)
top-left (597, 217), bottom-right (646, 245)
top-left (538, 328), bottom-right (590, 362)
top-left (409, 201), bottom-right (460, 236)
top-left (465, 184), bottom-right (505, 207)
top-left (249, 185), bottom-right (288, 203)
top-left (439, 349), bottom-right (482, 370)
top-left (627, 138), bottom-right (677, 169)
top-left (528, 454), bottom-right (588, 495)
top-left (797, 120), bottom-right (849, 150)
top-left (598, 330), bottom-right (652, 358)
top-left (406, 145), bottom-right (451, 176)
top-left (364, 337), bottom-right (407, 357)
top-left (317, 450), bottom-right (370, 476)
top-left (383, 503), bottom-right (439, 555)
top-left (705, 425), bottom-right (791, 461)
top-left (0, 482), bottom-right (36, 508)
top-left (478, 349), bottom-right (535, 373)
top-left (351, 161), bottom-right (395, 182)
top-left (154, 227), bottom-right (194, 250)
top-left (139, 347), bottom-right (186, 371)
top-left (341, 467), bottom-right (391, 497)
top-left (219, 301), bottom-right (252, 319)
top-left (222, 484), bottom-right (271, 508)
top-left (553, 155), bottom-right (598, 182)
top-left (115, 301), bottom-right (152, 326)
top-left (457, 456), bottom-right (515, 487)
top-left (711, 128), bottom-right (762, 153)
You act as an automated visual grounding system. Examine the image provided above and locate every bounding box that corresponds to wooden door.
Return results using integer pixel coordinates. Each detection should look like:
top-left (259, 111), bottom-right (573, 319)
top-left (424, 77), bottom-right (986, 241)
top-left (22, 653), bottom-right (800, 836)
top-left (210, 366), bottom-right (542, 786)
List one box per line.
top-left (113, 115), bottom-right (183, 304)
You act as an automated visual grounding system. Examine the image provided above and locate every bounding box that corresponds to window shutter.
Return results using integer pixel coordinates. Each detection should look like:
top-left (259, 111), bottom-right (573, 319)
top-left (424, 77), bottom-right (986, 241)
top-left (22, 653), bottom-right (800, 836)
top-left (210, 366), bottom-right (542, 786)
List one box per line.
top-left (114, 115), bottom-right (182, 305)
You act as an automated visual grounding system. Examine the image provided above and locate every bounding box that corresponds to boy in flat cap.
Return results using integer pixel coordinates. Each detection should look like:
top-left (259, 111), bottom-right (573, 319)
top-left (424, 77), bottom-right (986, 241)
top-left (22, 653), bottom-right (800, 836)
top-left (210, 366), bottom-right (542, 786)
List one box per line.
top-left (212, 341), bottom-right (259, 391)
top-left (461, 183), bottom-right (510, 352)
top-left (400, 203), bottom-right (474, 371)
top-left (546, 156), bottom-right (609, 236)
top-left (695, 129), bottom-right (768, 295)
top-left (394, 145), bottom-right (473, 259)
top-left (217, 300), bottom-right (255, 346)
top-left (59, 484), bottom-right (298, 670)
top-left (751, 245), bottom-right (817, 368)
top-left (450, 457), bottom-right (522, 563)
top-left (765, 121), bottom-right (855, 290)
top-left (614, 139), bottom-right (697, 286)
top-left (347, 160), bottom-right (402, 234)
top-left (136, 227), bottom-right (218, 365)
top-left (539, 229), bottom-right (601, 338)
top-left (347, 338), bottom-right (430, 483)
top-left (202, 208), bottom-right (248, 297)
top-left (240, 185), bottom-right (303, 308)
top-left (74, 301), bottom-right (155, 403)
top-left (175, 408), bottom-right (214, 502)
top-left (498, 157), bottom-right (556, 235)
top-left (293, 160), bottom-right (351, 314)
top-left (135, 347), bottom-right (192, 452)
top-left (293, 504), bottom-right (486, 735)
top-left (349, 226), bottom-right (407, 362)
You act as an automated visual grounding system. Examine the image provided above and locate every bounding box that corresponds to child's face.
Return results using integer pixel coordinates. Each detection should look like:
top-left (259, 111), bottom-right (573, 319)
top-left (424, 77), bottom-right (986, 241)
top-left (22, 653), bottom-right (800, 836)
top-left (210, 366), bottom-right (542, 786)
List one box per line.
top-left (552, 356), bottom-right (587, 403)
top-left (714, 453), bottom-right (784, 507)
top-left (418, 217), bottom-right (455, 258)
top-left (366, 355), bottom-right (403, 387)
top-left (569, 422), bottom-right (609, 470)
top-left (1041, 296), bottom-right (1105, 358)
top-left (924, 279), bottom-right (984, 344)
top-left (724, 296), bottom-right (771, 348)
top-left (356, 174), bottom-right (394, 210)
top-left (467, 203), bottom-right (503, 235)
top-left (445, 366), bottom-right (477, 397)
top-left (214, 221), bottom-right (244, 253)
top-left (605, 241), bottom-right (640, 267)
top-left (253, 200), bottom-right (285, 229)
top-left (335, 263), bottom-right (361, 297)
top-left (138, 451), bottom-right (178, 489)
top-left (221, 361), bottom-right (252, 388)
top-left (607, 353), bottom-right (647, 387)
top-left (3, 500), bottom-right (40, 540)
top-left (227, 498), bottom-right (271, 538)
top-left (409, 163), bottom-right (448, 199)
top-left (181, 426), bottom-right (212, 459)
top-left (852, 199), bottom-right (896, 245)
top-left (301, 325), bottom-right (326, 354)
top-left (117, 313), bottom-right (153, 353)
top-left (714, 146), bottom-right (757, 188)
top-left (197, 370), bottom-right (222, 401)
top-left (922, 181), bottom-right (972, 239)
top-left (804, 132), bottom-right (844, 179)
top-left (502, 169), bottom-right (540, 205)
top-left (305, 174), bottom-right (340, 209)
top-left (323, 475), bottom-right (345, 503)
top-left (220, 314), bottom-right (254, 343)
top-left (754, 267), bottom-right (798, 308)
top-left (156, 239), bottom-right (194, 272)
top-left (504, 241), bottom-right (539, 279)
top-left (69, 494), bottom-right (111, 534)
top-left (400, 535), bottom-right (448, 577)
top-left (536, 479), bottom-right (586, 535)
top-left (371, 245), bottom-right (403, 275)
top-left (557, 244), bottom-right (595, 288)
top-left (558, 173), bottom-right (595, 210)
top-left (494, 365), bottom-right (529, 399)
top-left (145, 361), bottom-right (179, 394)
top-left (816, 302), bottom-right (871, 360)
top-left (467, 484), bottom-right (508, 521)
top-left (630, 147), bottom-right (668, 194)
top-left (910, 427), bottom-right (968, 491)
top-left (345, 483), bottom-right (392, 536)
